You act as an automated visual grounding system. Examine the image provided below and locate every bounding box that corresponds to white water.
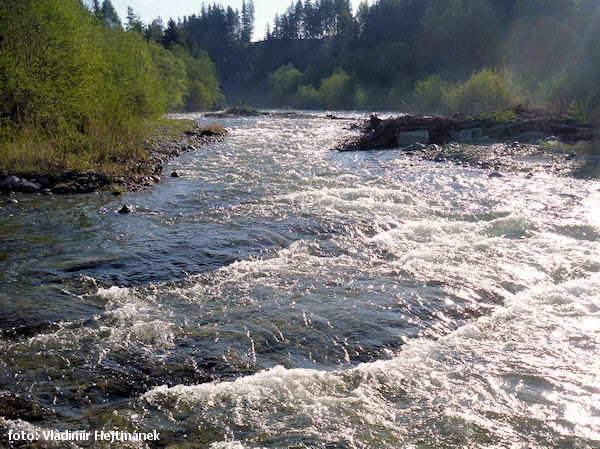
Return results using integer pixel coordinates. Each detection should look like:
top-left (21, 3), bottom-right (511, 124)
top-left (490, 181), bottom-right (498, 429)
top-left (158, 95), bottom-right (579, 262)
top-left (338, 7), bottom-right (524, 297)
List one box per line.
top-left (1, 112), bottom-right (599, 448)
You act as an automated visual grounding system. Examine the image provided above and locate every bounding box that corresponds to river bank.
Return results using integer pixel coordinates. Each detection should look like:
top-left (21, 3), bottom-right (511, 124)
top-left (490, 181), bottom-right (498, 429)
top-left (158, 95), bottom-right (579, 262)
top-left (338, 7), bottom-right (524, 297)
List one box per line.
top-left (0, 119), bottom-right (226, 198)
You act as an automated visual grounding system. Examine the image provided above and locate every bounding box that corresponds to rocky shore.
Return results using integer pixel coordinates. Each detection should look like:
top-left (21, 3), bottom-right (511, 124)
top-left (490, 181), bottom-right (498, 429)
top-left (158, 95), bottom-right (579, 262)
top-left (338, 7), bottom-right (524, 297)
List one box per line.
top-left (335, 114), bottom-right (600, 178)
top-left (0, 121), bottom-right (226, 198)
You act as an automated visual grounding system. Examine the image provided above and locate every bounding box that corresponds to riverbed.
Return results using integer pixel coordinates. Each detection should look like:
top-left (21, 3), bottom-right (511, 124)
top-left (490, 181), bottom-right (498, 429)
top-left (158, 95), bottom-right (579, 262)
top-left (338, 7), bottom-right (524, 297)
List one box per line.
top-left (1, 111), bottom-right (599, 448)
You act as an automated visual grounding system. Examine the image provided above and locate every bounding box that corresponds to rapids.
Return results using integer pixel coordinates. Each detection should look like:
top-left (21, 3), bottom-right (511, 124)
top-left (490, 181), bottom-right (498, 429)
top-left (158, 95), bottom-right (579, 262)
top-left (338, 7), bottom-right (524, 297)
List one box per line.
top-left (1, 112), bottom-right (599, 448)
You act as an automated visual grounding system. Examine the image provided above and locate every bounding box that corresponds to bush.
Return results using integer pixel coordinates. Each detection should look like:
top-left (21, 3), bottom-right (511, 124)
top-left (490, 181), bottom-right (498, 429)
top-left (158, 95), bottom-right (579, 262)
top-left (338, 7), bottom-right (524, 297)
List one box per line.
top-left (294, 85), bottom-right (319, 109)
top-left (567, 97), bottom-right (592, 125)
top-left (319, 68), bottom-right (354, 109)
top-left (445, 68), bottom-right (517, 115)
top-left (268, 64), bottom-right (303, 104)
top-left (412, 75), bottom-right (450, 113)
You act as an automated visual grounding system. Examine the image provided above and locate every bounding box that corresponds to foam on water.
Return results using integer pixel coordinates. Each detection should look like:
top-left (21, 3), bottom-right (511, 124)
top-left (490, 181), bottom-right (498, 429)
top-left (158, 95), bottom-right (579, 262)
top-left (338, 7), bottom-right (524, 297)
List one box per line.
top-left (1, 112), bottom-right (599, 448)
top-left (138, 273), bottom-right (600, 448)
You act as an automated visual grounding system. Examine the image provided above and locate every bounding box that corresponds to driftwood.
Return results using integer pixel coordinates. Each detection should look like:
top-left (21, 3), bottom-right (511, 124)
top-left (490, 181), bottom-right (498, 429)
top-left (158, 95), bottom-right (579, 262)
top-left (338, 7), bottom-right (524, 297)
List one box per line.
top-left (336, 114), bottom-right (597, 152)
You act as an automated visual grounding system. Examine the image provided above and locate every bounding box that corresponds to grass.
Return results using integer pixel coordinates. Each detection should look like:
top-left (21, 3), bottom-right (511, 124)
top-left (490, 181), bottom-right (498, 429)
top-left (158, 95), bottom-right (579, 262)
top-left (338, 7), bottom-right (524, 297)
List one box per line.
top-left (0, 117), bottom-right (226, 178)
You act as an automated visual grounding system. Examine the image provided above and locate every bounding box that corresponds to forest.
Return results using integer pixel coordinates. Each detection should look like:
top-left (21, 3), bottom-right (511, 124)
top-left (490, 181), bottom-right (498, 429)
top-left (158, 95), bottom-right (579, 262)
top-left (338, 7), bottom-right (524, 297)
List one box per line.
top-left (1, 0), bottom-right (599, 174)
top-left (169, 0), bottom-right (600, 123)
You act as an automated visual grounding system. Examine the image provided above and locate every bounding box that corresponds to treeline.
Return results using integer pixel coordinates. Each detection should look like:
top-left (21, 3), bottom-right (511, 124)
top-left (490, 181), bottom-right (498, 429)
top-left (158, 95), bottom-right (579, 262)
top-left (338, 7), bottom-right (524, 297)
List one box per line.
top-left (267, 0), bottom-right (354, 39)
top-left (0, 0), bottom-right (222, 173)
top-left (155, 0), bottom-right (598, 123)
top-left (254, 0), bottom-right (600, 122)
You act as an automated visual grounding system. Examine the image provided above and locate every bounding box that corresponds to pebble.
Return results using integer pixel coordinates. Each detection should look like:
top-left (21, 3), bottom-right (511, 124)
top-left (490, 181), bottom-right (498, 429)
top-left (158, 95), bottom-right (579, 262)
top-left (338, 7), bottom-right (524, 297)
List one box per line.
top-left (488, 171), bottom-right (504, 178)
top-left (171, 171), bottom-right (180, 178)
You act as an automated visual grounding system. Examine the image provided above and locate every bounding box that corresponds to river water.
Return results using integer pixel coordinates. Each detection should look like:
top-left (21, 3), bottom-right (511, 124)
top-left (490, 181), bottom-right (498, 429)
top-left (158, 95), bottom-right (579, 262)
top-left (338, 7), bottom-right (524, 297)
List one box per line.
top-left (1, 112), bottom-right (599, 448)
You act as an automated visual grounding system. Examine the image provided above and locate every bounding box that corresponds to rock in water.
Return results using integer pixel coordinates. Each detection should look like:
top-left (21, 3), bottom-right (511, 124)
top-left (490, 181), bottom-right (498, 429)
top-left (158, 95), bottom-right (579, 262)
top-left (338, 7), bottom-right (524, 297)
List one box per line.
top-left (488, 171), bottom-right (504, 178)
top-left (170, 171), bottom-right (180, 178)
top-left (118, 204), bottom-right (133, 214)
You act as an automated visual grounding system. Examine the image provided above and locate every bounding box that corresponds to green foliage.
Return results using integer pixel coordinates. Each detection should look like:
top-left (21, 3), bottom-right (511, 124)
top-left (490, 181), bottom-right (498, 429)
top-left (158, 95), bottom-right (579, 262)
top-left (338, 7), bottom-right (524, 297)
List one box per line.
top-left (171, 46), bottom-right (224, 110)
top-left (567, 97), bottom-right (592, 125)
top-left (96, 0), bottom-right (121, 27)
top-left (0, 0), bottom-right (223, 176)
top-left (412, 75), bottom-right (450, 113)
top-left (266, 65), bottom-right (357, 109)
top-left (295, 85), bottom-right (319, 109)
top-left (0, 0), bottom-right (100, 134)
top-left (445, 69), bottom-right (518, 116)
top-left (268, 64), bottom-right (303, 104)
top-left (99, 27), bottom-right (164, 117)
top-left (148, 41), bottom-right (189, 110)
top-left (319, 68), bottom-right (353, 109)
top-left (294, 85), bottom-right (319, 109)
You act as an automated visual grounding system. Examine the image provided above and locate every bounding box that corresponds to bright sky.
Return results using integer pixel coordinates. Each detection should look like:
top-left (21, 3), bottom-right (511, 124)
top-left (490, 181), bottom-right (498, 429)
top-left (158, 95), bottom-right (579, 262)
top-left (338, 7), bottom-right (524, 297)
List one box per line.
top-left (109, 0), bottom-right (364, 41)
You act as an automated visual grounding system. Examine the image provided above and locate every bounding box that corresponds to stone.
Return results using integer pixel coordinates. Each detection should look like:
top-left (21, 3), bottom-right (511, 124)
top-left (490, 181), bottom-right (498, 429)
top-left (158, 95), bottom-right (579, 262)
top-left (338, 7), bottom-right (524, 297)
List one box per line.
top-left (36, 177), bottom-right (50, 186)
top-left (118, 204), bottom-right (133, 214)
top-left (488, 171), bottom-right (504, 178)
top-left (397, 130), bottom-right (430, 146)
top-left (14, 180), bottom-right (41, 193)
top-left (7, 197), bottom-right (18, 204)
top-left (170, 171), bottom-right (180, 178)
top-left (1, 175), bottom-right (20, 190)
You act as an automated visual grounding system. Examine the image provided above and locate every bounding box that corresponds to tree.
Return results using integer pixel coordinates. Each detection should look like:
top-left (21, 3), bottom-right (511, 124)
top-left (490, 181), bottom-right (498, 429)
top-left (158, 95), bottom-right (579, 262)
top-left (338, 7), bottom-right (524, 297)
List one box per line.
top-left (145, 18), bottom-right (164, 42)
top-left (98, 0), bottom-right (121, 27)
top-left (126, 7), bottom-right (143, 34)
top-left (241, 0), bottom-right (255, 43)
top-left (162, 18), bottom-right (184, 49)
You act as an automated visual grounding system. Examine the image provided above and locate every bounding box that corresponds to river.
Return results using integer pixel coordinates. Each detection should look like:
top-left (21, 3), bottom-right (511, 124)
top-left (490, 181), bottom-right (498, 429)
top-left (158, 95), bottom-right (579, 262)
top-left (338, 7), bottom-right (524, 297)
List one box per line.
top-left (1, 112), bottom-right (599, 448)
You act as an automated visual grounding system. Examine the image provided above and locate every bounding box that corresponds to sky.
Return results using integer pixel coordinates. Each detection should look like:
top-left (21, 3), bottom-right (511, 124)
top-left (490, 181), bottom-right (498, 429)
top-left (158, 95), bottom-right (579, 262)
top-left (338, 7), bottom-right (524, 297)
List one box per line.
top-left (109, 0), bottom-right (364, 41)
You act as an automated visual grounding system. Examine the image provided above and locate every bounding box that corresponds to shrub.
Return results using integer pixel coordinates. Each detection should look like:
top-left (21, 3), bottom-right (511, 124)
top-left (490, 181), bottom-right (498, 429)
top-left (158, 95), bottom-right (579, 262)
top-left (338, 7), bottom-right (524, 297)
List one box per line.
top-left (294, 85), bottom-right (319, 109)
top-left (319, 68), bottom-right (354, 109)
top-left (412, 75), bottom-right (450, 113)
top-left (268, 64), bottom-right (303, 104)
top-left (567, 97), bottom-right (592, 125)
top-left (445, 68), bottom-right (517, 115)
